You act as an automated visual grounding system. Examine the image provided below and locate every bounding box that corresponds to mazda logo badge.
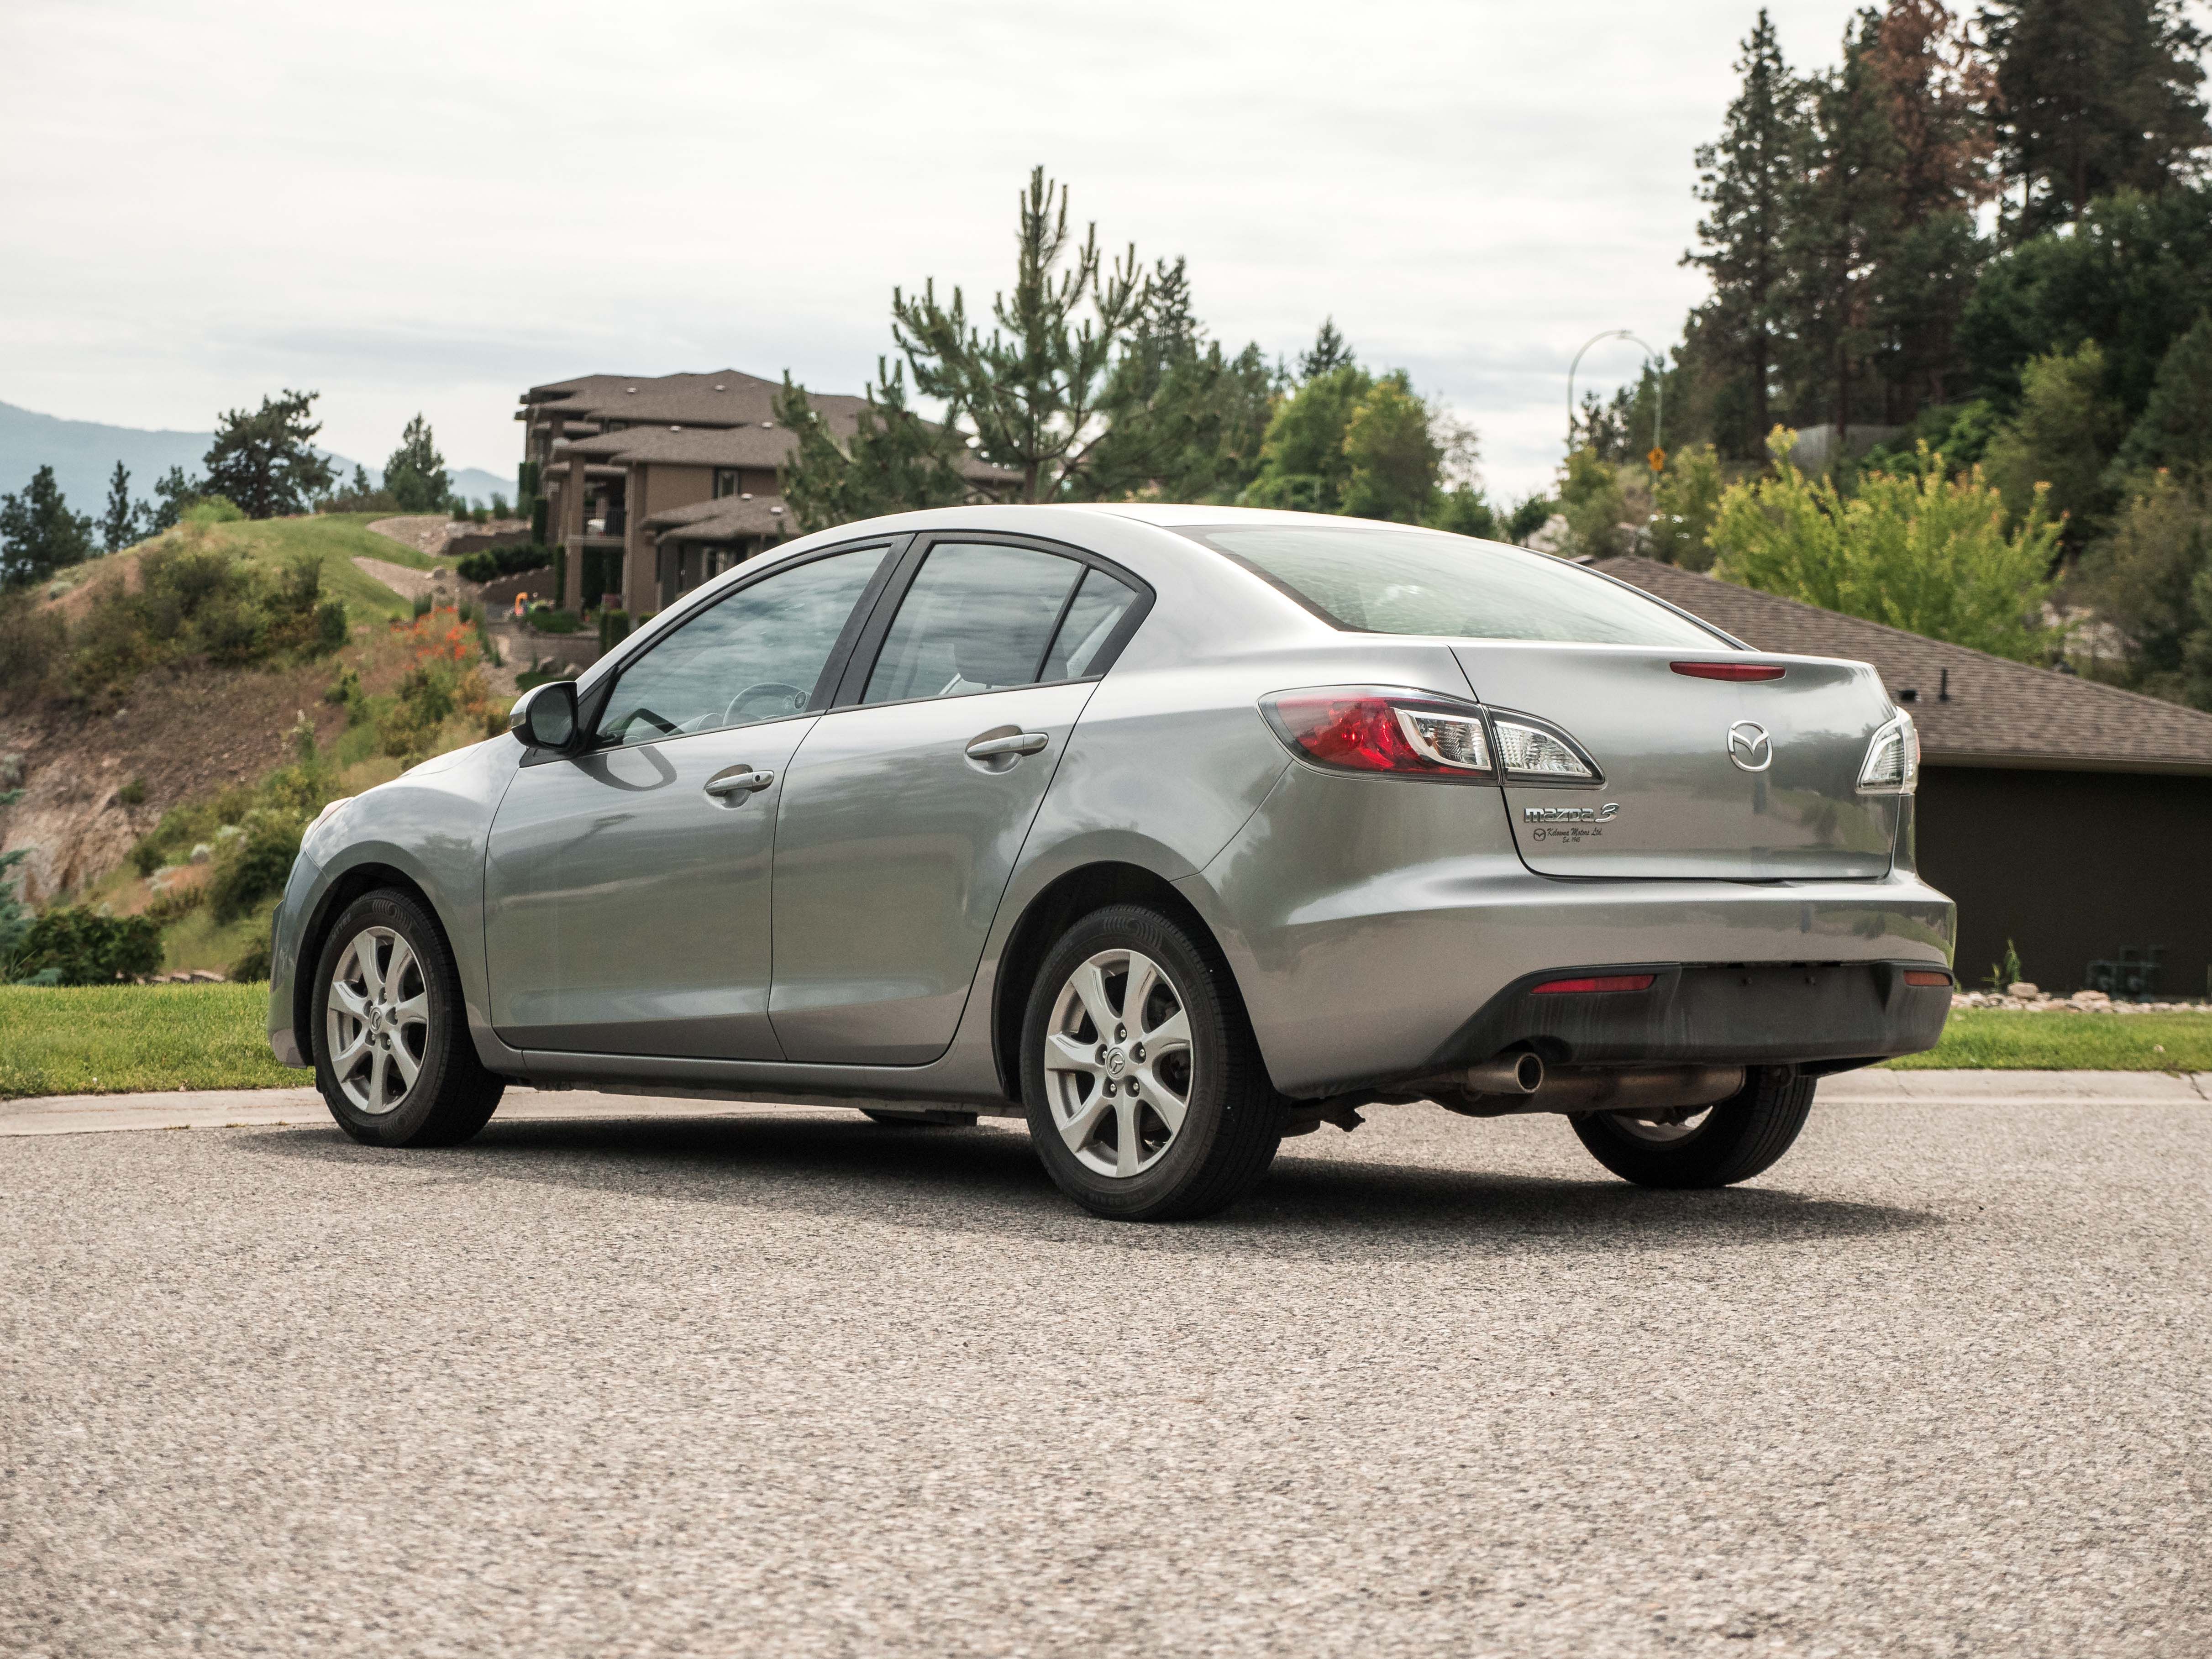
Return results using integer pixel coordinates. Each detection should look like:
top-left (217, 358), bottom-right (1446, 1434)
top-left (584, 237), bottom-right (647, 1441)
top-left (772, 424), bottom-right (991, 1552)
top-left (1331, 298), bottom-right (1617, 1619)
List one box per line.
top-left (1727, 720), bottom-right (1774, 772)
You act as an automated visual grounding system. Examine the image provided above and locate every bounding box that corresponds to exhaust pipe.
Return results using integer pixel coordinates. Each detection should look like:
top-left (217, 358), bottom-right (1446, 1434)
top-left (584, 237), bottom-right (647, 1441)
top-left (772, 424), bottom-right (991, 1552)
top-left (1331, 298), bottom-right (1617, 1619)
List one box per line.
top-left (1460, 1052), bottom-right (1545, 1095)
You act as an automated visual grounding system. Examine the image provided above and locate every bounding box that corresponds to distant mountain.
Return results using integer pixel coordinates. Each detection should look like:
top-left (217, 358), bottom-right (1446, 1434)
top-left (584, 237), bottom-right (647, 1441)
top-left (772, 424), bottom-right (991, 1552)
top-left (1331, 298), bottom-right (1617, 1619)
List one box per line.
top-left (0, 399), bottom-right (515, 516)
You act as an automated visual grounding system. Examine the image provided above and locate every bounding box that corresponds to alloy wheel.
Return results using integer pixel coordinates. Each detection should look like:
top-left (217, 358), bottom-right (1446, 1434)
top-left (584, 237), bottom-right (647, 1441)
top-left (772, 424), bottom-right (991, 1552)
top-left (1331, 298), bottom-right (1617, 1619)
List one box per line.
top-left (1041, 947), bottom-right (1195, 1178)
top-left (325, 926), bottom-right (431, 1116)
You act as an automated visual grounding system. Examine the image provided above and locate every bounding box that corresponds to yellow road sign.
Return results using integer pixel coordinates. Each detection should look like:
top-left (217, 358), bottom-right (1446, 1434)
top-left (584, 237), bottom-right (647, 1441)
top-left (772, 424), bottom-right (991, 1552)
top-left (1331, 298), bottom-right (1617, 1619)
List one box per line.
top-left (1647, 446), bottom-right (1666, 472)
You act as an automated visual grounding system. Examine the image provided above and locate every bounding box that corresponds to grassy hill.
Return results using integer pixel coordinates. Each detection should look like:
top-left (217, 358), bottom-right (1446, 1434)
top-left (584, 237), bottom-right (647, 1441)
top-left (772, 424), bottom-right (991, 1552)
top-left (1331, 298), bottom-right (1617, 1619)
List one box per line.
top-left (2, 512), bottom-right (510, 980)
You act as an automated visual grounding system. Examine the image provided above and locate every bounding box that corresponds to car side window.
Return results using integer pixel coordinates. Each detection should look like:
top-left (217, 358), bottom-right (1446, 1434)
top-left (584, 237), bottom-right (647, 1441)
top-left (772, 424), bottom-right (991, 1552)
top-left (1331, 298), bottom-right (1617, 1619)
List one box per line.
top-left (594, 547), bottom-right (883, 747)
top-left (862, 541), bottom-right (1085, 704)
top-left (1040, 567), bottom-right (1140, 681)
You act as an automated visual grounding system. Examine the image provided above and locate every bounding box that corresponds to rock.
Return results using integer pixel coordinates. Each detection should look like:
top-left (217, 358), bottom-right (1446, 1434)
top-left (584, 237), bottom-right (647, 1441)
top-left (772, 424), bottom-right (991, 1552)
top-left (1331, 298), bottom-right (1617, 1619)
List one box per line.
top-left (0, 752), bottom-right (145, 906)
top-left (2070, 989), bottom-right (2112, 1006)
top-left (0, 752), bottom-right (23, 789)
top-left (189, 843), bottom-right (214, 865)
top-left (189, 969), bottom-right (223, 983)
top-left (2007, 982), bottom-right (2040, 998)
top-left (215, 824), bottom-right (242, 843)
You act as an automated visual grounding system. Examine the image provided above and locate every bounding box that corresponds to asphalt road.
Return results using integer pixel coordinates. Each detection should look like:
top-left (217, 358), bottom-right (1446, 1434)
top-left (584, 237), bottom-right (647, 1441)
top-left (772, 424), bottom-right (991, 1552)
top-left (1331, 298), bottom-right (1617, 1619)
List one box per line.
top-left (3, 1081), bottom-right (2206, 1657)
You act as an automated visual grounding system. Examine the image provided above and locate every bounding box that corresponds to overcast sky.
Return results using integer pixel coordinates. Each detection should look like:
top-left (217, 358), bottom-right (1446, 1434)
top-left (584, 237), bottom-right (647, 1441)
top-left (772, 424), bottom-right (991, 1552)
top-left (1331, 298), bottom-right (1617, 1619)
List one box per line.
top-left (5, 0), bottom-right (1927, 501)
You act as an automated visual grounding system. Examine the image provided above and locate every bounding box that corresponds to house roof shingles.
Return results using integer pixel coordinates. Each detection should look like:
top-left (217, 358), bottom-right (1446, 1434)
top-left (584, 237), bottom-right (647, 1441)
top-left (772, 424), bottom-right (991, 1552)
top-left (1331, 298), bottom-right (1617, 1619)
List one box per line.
top-left (1589, 556), bottom-right (2212, 776)
top-left (647, 495), bottom-right (796, 542)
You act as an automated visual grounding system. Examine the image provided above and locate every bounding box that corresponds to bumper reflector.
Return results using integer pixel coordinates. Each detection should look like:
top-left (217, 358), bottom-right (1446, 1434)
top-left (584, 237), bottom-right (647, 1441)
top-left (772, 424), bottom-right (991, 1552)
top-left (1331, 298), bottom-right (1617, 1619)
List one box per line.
top-left (1530, 974), bottom-right (1657, 995)
top-left (1902, 970), bottom-right (1952, 987)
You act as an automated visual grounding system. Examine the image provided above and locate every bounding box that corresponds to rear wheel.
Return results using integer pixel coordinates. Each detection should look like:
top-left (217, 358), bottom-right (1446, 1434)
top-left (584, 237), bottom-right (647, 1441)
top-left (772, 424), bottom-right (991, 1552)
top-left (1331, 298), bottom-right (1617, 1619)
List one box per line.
top-left (311, 889), bottom-right (503, 1148)
top-left (1021, 904), bottom-right (1282, 1222)
top-left (1569, 1066), bottom-right (1814, 1188)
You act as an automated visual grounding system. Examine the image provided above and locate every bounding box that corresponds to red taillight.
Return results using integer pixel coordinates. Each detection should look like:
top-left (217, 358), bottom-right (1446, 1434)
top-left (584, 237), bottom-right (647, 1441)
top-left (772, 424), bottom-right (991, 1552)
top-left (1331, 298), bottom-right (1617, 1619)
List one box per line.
top-left (1530, 973), bottom-right (1656, 995)
top-left (1671, 661), bottom-right (1786, 682)
top-left (1903, 970), bottom-right (1951, 987)
top-left (1262, 692), bottom-right (1491, 778)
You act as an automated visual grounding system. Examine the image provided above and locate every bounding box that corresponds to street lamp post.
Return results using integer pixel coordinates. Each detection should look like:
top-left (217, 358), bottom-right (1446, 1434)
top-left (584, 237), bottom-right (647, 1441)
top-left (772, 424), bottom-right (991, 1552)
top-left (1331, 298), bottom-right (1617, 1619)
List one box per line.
top-left (1566, 329), bottom-right (1666, 463)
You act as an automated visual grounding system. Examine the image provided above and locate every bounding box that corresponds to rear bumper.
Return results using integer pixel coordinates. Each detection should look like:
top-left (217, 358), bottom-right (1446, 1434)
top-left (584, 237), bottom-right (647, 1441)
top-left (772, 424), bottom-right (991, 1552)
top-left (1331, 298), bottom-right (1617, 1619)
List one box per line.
top-left (1427, 961), bottom-right (1951, 1074)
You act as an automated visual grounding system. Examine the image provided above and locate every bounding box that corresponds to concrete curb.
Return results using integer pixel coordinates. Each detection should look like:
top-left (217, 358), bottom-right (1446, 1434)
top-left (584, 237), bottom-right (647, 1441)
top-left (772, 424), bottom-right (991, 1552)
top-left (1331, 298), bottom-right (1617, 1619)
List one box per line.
top-left (3, 1071), bottom-right (2204, 1137)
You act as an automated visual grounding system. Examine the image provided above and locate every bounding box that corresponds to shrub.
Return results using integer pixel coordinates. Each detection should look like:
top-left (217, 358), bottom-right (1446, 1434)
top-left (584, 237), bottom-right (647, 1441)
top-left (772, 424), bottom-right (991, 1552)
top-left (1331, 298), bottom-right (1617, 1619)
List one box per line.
top-left (181, 496), bottom-right (247, 525)
top-left (207, 809), bottom-right (304, 924)
top-left (228, 934), bottom-right (273, 983)
top-left (1647, 444), bottom-right (1727, 570)
top-left (530, 606), bottom-right (581, 635)
top-left (12, 908), bottom-right (164, 984)
top-left (0, 592), bottom-right (65, 706)
top-left (143, 881), bottom-right (205, 924)
top-left (1708, 430), bottom-right (2062, 662)
top-left (116, 777), bottom-right (146, 807)
top-left (453, 543), bottom-right (551, 583)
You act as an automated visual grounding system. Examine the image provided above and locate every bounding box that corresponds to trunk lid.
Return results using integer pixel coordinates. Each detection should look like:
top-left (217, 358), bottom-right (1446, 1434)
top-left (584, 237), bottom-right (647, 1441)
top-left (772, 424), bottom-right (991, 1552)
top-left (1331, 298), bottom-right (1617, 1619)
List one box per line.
top-left (1451, 642), bottom-right (1900, 880)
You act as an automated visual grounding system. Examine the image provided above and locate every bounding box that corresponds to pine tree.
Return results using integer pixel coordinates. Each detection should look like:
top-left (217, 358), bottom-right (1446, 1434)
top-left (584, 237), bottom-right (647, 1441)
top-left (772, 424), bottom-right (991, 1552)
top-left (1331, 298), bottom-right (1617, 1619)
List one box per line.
top-left (201, 389), bottom-right (336, 519)
top-left (1088, 260), bottom-right (1278, 502)
top-left (1685, 10), bottom-right (1809, 453)
top-left (0, 465), bottom-right (95, 588)
top-left (1781, 15), bottom-right (1903, 440)
top-left (1867, 0), bottom-right (1999, 414)
top-left (1298, 319), bottom-right (1356, 381)
top-left (1980, 0), bottom-right (2212, 237)
top-left (2113, 310), bottom-right (2212, 478)
top-left (890, 167), bottom-right (1151, 502)
top-left (100, 460), bottom-right (147, 553)
top-left (384, 414), bottom-right (450, 513)
top-left (148, 465), bottom-right (201, 533)
top-left (774, 365), bottom-right (981, 533)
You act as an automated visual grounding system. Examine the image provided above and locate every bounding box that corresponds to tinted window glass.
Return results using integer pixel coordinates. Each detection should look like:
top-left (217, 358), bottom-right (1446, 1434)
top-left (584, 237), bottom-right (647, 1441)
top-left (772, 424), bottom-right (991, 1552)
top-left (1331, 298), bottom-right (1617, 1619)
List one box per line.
top-left (1041, 567), bottom-right (1140, 680)
top-left (1188, 525), bottom-right (1722, 647)
top-left (594, 547), bottom-right (882, 747)
top-left (862, 542), bottom-right (1083, 704)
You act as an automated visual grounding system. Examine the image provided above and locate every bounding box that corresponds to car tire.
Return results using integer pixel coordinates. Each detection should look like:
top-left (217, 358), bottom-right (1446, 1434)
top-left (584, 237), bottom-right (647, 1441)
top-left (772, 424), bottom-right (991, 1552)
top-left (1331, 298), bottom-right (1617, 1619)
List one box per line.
top-left (1021, 903), bottom-right (1283, 1222)
top-left (310, 888), bottom-right (504, 1149)
top-left (861, 1108), bottom-right (980, 1127)
top-left (1569, 1065), bottom-right (1814, 1188)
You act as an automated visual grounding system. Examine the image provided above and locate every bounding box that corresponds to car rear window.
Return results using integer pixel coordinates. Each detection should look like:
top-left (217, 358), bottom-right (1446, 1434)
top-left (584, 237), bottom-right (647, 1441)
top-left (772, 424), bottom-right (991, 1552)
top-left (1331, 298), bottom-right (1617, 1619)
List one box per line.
top-left (1183, 525), bottom-right (1725, 647)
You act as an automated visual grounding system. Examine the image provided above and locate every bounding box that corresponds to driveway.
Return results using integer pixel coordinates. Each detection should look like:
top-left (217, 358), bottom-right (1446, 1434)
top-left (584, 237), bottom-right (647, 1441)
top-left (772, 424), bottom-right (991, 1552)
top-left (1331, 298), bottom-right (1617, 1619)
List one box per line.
top-left (3, 1074), bottom-right (2205, 1656)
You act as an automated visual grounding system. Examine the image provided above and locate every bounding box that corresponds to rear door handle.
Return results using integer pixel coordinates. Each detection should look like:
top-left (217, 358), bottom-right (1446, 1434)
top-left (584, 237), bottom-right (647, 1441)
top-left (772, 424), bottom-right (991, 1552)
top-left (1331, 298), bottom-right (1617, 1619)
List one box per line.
top-left (704, 766), bottom-right (777, 798)
top-left (965, 731), bottom-right (1049, 760)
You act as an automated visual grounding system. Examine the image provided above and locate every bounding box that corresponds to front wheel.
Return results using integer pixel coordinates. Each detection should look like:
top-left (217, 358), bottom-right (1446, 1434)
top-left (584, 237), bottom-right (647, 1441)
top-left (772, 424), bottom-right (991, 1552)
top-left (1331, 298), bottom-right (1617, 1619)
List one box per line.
top-left (1569, 1066), bottom-right (1814, 1188)
top-left (1021, 904), bottom-right (1282, 1222)
top-left (311, 888), bottom-right (504, 1148)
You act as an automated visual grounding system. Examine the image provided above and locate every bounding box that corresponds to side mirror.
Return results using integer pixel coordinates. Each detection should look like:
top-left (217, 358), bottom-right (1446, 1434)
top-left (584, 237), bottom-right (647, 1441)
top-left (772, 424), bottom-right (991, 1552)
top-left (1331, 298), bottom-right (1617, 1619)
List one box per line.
top-left (510, 680), bottom-right (580, 751)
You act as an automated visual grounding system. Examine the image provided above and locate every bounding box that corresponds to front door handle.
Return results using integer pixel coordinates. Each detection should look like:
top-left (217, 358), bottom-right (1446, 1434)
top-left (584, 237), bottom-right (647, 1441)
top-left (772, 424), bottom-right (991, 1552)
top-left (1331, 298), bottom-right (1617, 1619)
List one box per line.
top-left (704, 766), bottom-right (777, 798)
top-left (965, 731), bottom-right (1049, 760)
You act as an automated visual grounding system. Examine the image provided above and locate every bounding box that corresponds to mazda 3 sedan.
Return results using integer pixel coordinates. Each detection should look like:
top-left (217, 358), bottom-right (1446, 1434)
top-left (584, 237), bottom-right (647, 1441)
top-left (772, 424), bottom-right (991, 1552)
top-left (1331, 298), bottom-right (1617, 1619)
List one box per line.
top-left (269, 504), bottom-right (1955, 1220)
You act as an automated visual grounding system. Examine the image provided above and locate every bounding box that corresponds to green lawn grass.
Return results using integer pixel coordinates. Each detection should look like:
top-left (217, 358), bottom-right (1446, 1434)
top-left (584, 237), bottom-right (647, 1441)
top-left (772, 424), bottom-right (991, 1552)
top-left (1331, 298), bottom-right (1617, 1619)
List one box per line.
top-left (1886, 1007), bottom-right (2212, 1071)
top-left (0, 984), bottom-right (308, 1098)
top-left (3, 989), bottom-right (2205, 1102)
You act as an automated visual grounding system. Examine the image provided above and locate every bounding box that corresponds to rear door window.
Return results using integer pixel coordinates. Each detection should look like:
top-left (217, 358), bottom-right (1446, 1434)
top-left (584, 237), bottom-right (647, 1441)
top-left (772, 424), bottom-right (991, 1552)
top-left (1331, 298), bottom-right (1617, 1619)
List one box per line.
top-left (861, 541), bottom-right (1085, 704)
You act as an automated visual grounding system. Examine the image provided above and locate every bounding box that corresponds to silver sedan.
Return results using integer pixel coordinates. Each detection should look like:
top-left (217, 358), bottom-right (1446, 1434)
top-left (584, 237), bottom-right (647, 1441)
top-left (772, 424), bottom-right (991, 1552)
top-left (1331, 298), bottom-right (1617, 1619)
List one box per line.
top-left (269, 505), bottom-right (1955, 1219)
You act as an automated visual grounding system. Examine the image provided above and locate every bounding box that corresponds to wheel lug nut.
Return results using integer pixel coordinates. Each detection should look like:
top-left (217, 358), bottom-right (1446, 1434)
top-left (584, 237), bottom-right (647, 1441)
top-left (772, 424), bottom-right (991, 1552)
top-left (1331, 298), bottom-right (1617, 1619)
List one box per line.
top-left (1115, 1024), bottom-right (1127, 1041)
top-left (1102, 1080), bottom-right (1116, 1097)
top-left (1132, 1043), bottom-right (1145, 1062)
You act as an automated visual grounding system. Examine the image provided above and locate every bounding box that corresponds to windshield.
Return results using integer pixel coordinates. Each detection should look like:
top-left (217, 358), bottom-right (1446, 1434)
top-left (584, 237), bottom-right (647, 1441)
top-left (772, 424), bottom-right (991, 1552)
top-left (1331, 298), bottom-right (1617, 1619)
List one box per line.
top-left (1184, 525), bottom-right (1726, 648)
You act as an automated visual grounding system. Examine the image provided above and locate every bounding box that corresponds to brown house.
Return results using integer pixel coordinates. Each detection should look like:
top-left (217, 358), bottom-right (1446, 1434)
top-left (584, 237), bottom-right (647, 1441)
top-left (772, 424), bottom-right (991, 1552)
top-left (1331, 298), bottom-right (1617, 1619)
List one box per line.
top-left (1592, 556), bottom-right (2212, 997)
top-left (518, 368), bottom-right (1012, 616)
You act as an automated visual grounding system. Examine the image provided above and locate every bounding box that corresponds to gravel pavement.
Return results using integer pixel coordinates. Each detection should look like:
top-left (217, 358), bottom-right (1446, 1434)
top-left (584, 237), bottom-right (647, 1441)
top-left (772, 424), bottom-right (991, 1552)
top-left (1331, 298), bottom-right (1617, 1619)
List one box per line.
top-left (2, 1079), bottom-right (2206, 1657)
